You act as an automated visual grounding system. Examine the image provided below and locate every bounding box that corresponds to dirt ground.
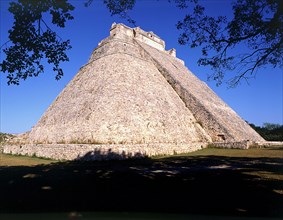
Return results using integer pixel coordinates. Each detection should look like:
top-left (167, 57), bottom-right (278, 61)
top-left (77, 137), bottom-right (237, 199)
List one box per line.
top-left (0, 147), bottom-right (282, 219)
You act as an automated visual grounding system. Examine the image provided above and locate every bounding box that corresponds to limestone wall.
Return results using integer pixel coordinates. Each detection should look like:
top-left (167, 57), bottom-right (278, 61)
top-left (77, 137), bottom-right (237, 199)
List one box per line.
top-left (89, 37), bottom-right (150, 64)
top-left (110, 23), bottom-right (134, 39)
top-left (211, 141), bottom-right (250, 149)
top-left (6, 23), bottom-right (266, 161)
top-left (211, 141), bottom-right (283, 149)
top-left (3, 143), bottom-right (207, 161)
top-left (137, 42), bottom-right (265, 142)
top-left (109, 23), bottom-right (168, 52)
top-left (133, 27), bottom-right (165, 51)
top-left (26, 33), bottom-right (211, 145)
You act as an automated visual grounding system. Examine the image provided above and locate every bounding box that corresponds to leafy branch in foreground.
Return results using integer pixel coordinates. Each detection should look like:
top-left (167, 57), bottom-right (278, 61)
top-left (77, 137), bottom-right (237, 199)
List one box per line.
top-left (177, 0), bottom-right (283, 87)
top-left (1, 0), bottom-right (282, 86)
top-left (0, 0), bottom-right (74, 85)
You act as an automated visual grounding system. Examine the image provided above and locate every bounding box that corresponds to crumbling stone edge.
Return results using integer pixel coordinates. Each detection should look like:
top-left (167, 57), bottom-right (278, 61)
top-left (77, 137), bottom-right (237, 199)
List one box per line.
top-left (210, 141), bottom-right (283, 149)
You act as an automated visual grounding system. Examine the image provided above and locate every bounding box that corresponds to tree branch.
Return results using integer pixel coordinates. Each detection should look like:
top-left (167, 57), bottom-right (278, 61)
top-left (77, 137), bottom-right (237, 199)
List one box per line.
top-left (239, 48), bottom-right (269, 62)
top-left (0, 40), bottom-right (11, 50)
top-left (231, 44), bottom-right (279, 86)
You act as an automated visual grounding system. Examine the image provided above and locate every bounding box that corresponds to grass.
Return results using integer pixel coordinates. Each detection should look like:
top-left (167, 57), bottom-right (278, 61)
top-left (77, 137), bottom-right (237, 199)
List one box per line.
top-left (0, 147), bottom-right (282, 219)
top-left (2, 147), bottom-right (282, 166)
top-left (151, 146), bottom-right (283, 159)
top-left (0, 153), bottom-right (56, 166)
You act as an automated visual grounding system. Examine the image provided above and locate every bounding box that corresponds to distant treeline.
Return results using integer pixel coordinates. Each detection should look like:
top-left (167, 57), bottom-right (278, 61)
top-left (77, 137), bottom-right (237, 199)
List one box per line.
top-left (0, 133), bottom-right (14, 143)
top-left (249, 123), bottom-right (283, 141)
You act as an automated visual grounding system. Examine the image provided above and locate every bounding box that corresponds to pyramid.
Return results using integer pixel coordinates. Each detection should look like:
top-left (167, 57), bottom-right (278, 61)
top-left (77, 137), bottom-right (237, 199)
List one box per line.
top-left (4, 23), bottom-right (264, 160)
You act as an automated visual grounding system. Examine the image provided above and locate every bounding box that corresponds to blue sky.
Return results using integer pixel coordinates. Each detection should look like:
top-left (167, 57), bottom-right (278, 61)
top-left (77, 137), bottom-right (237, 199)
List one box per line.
top-left (1, 0), bottom-right (282, 134)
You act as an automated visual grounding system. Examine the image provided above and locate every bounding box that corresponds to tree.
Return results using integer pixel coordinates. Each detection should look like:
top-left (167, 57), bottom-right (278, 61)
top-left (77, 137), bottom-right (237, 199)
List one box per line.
top-left (1, 0), bottom-right (282, 86)
top-left (249, 122), bottom-right (283, 141)
top-left (0, 0), bottom-right (74, 85)
top-left (177, 0), bottom-right (283, 86)
top-left (85, 0), bottom-right (137, 25)
top-left (262, 122), bottom-right (281, 130)
top-left (0, 0), bottom-right (136, 85)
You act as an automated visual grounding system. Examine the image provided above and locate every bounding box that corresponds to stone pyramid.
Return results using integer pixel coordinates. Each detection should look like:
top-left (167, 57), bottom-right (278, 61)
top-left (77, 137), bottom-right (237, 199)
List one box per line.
top-left (5, 23), bottom-right (264, 160)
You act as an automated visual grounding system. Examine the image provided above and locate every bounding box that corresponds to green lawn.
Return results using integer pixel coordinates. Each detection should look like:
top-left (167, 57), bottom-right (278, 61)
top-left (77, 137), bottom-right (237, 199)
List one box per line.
top-left (158, 146), bottom-right (283, 158)
top-left (0, 153), bottom-right (56, 166)
top-left (0, 147), bottom-right (282, 219)
top-left (1, 147), bottom-right (282, 165)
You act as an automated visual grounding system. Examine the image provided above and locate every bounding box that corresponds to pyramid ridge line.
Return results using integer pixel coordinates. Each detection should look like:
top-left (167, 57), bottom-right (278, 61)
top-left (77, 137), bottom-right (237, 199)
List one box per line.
top-left (137, 41), bottom-right (264, 142)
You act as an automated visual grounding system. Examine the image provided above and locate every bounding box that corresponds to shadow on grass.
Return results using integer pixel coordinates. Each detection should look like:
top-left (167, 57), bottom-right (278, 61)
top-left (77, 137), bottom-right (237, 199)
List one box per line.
top-left (0, 151), bottom-right (282, 218)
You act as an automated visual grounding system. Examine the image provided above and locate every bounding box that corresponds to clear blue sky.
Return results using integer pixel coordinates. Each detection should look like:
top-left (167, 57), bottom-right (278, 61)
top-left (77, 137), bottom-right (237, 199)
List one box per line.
top-left (1, 0), bottom-right (282, 134)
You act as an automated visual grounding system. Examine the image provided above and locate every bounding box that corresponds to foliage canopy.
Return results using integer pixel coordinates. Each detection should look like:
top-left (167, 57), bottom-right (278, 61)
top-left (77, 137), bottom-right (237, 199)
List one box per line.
top-left (1, 0), bottom-right (282, 86)
top-left (249, 123), bottom-right (283, 141)
top-left (177, 0), bottom-right (283, 86)
top-left (1, 0), bottom-right (74, 85)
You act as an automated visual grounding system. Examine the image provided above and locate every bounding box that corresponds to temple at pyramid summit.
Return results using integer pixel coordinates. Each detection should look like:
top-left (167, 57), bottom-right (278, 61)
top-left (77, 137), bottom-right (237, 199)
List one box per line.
top-left (4, 23), bottom-right (266, 160)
